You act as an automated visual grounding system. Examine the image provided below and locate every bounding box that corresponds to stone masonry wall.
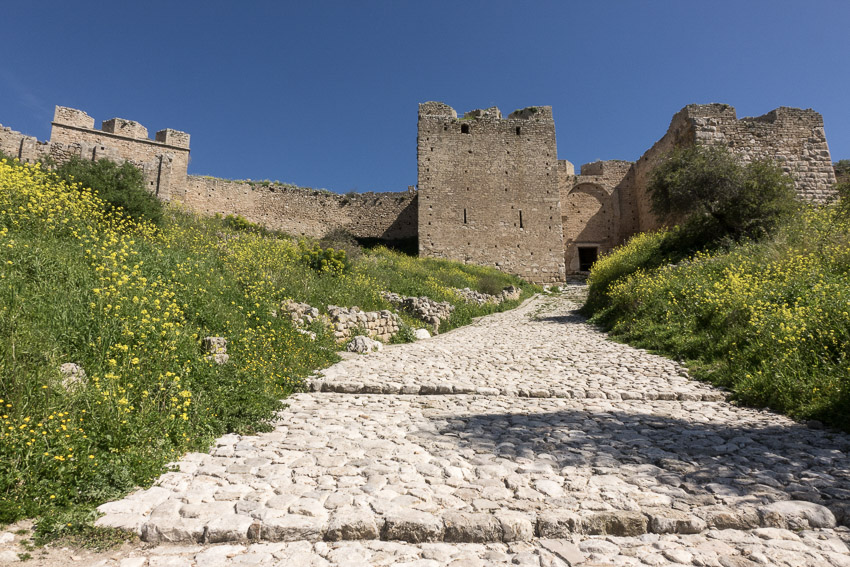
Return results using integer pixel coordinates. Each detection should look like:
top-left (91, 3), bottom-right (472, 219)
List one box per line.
top-left (49, 106), bottom-right (191, 202)
top-left (559, 160), bottom-right (631, 272)
top-left (0, 124), bottom-right (49, 164)
top-left (183, 176), bottom-right (417, 240)
top-left (417, 102), bottom-right (565, 284)
top-left (2, 107), bottom-right (191, 203)
top-left (624, 104), bottom-right (837, 234)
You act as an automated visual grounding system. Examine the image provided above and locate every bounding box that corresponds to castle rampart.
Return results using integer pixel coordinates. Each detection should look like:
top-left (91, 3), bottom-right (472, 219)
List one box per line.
top-left (48, 106), bottom-right (191, 201)
top-left (417, 102), bottom-right (566, 284)
top-left (183, 176), bottom-right (417, 241)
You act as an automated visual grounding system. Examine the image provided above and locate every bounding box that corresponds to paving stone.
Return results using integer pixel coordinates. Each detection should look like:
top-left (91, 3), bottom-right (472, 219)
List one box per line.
top-left (325, 507), bottom-right (381, 541)
top-left (758, 500), bottom-right (837, 530)
top-left (442, 512), bottom-right (501, 543)
top-left (204, 514), bottom-right (255, 543)
top-left (582, 511), bottom-right (648, 536)
top-left (382, 510), bottom-right (445, 543)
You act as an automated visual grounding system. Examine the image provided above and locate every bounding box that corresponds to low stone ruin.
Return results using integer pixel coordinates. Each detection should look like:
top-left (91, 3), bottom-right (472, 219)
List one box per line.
top-left (453, 285), bottom-right (521, 305)
top-left (381, 292), bottom-right (454, 331)
top-left (327, 305), bottom-right (400, 342)
top-left (280, 299), bottom-right (323, 327)
top-left (203, 337), bottom-right (229, 365)
top-left (278, 299), bottom-right (400, 342)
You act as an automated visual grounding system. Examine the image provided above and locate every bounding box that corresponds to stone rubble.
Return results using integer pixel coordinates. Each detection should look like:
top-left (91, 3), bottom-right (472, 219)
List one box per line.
top-left (452, 285), bottom-right (521, 306)
top-left (280, 299), bottom-right (321, 328)
top-left (59, 362), bottom-right (87, 389)
top-left (20, 291), bottom-right (850, 566)
top-left (381, 292), bottom-right (455, 331)
top-left (346, 335), bottom-right (384, 354)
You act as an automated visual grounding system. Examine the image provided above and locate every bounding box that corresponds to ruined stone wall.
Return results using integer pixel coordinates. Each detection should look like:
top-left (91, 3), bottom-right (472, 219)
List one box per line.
top-left (183, 176), bottom-right (417, 240)
top-left (0, 124), bottom-right (49, 163)
top-left (49, 107), bottom-right (191, 201)
top-left (417, 102), bottom-right (565, 284)
top-left (559, 160), bottom-right (631, 272)
top-left (625, 104), bottom-right (837, 234)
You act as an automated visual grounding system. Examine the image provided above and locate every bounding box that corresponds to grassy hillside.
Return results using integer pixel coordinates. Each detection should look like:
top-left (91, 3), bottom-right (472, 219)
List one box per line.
top-left (0, 157), bottom-right (534, 537)
top-left (584, 204), bottom-right (850, 431)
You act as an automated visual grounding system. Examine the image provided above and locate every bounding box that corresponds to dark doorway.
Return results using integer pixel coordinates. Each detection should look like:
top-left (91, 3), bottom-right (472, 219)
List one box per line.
top-left (578, 246), bottom-right (598, 272)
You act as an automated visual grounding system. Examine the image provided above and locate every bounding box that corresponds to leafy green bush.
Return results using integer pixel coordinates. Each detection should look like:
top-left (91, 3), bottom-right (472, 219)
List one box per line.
top-left (222, 213), bottom-right (261, 233)
top-left (835, 159), bottom-right (850, 185)
top-left (649, 145), bottom-right (797, 243)
top-left (54, 157), bottom-right (164, 225)
top-left (390, 322), bottom-right (417, 344)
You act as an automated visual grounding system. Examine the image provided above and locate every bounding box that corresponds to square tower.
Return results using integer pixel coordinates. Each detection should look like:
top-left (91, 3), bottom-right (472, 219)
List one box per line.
top-left (417, 102), bottom-right (565, 284)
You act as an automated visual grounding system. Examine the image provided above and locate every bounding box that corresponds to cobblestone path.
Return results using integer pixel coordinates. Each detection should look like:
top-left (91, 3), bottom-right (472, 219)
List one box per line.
top-left (14, 288), bottom-right (850, 566)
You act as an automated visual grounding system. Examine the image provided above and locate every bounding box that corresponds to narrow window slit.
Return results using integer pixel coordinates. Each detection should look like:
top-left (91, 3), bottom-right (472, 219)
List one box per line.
top-left (463, 208), bottom-right (467, 224)
top-left (519, 210), bottom-right (523, 229)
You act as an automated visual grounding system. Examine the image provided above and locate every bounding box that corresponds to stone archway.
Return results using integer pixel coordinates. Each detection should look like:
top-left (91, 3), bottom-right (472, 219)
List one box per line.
top-left (562, 183), bottom-right (618, 272)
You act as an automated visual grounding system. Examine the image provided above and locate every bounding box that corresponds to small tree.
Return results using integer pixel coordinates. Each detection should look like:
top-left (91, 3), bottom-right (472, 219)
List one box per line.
top-left (648, 145), bottom-right (796, 243)
top-left (54, 157), bottom-right (164, 225)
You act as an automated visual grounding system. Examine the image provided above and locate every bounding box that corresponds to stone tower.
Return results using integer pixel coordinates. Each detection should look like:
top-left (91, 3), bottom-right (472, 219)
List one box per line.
top-left (417, 102), bottom-right (565, 284)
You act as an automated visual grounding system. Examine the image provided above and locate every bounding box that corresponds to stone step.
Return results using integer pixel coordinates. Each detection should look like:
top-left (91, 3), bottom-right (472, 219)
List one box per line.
top-left (307, 379), bottom-right (728, 402)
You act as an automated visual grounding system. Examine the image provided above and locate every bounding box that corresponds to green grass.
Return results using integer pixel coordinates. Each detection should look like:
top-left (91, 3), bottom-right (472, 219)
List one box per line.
top-left (584, 204), bottom-right (850, 431)
top-left (0, 157), bottom-right (536, 538)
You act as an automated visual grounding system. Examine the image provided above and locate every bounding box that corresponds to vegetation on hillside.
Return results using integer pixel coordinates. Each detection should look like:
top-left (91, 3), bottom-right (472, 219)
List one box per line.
top-left (0, 156), bottom-right (534, 538)
top-left (585, 148), bottom-right (850, 431)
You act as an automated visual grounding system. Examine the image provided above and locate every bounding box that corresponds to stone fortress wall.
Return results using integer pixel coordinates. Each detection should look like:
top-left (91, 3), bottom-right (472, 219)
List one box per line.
top-left (417, 102), bottom-right (566, 284)
top-left (0, 102), bottom-right (838, 283)
top-left (1, 106), bottom-right (190, 201)
top-left (182, 176), bottom-right (417, 240)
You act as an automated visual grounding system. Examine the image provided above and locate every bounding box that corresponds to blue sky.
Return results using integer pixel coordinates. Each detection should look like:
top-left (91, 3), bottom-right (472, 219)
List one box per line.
top-left (2, 1), bottom-right (847, 193)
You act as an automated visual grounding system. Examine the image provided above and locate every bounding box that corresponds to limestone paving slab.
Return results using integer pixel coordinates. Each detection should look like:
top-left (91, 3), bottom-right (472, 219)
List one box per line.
top-left (79, 292), bottom-right (850, 566)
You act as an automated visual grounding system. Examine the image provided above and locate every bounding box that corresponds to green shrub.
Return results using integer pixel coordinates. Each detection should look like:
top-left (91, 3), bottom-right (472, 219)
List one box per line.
top-left (54, 157), bottom-right (164, 225)
top-left (649, 145), bottom-right (797, 243)
top-left (390, 322), bottom-right (417, 344)
top-left (319, 228), bottom-right (363, 262)
top-left (222, 213), bottom-right (259, 233)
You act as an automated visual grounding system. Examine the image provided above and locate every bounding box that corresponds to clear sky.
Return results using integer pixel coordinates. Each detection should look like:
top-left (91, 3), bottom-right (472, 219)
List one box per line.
top-left (2, 1), bottom-right (847, 193)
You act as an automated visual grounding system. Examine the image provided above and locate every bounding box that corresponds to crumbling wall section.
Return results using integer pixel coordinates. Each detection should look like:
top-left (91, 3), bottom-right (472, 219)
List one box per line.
top-left (417, 102), bottom-right (565, 284)
top-left (183, 176), bottom-right (417, 240)
top-left (625, 103), bottom-right (837, 234)
top-left (0, 124), bottom-right (50, 163)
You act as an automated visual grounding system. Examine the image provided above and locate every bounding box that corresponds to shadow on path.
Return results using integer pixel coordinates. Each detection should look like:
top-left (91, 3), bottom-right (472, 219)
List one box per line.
top-left (424, 405), bottom-right (850, 522)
